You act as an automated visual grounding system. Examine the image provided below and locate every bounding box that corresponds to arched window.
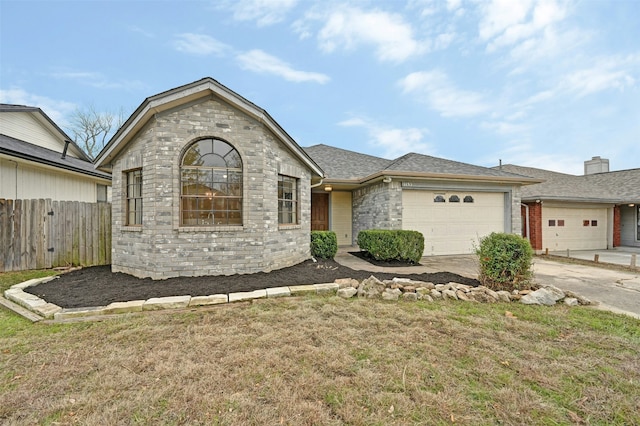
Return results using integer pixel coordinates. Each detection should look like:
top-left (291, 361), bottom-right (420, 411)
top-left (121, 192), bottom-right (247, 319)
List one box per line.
top-left (449, 195), bottom-right (460, 203)
top-left (463, 195), bottom-right (474, 203)
top-left (180, 138), bottom-right (242, 226)
top-left (434, 195), bottom-right (446, 203)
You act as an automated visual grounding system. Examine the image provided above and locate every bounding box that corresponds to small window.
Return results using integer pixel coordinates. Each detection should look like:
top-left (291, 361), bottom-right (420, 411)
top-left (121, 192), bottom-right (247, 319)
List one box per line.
top-left (548, 220), bottom-right (556, 226)
top-left (97, 184), bottom-right (108, 203)
top-left (449, 195), bottom-right (460, 203)
top-left (278, 175), bottom-right (298, 225)
top-left (125, 169), bottom-right (142, 226)
top-left (583, 220), bottom-right (590, 226)
top-left (434, 195), bottom-right (445, 203)
top-left (558, 220), bottom-right (565, 227)
top-left (591, 220), bottom-right (598, 227)
top-left (463, 195), bottom-right (474, 203)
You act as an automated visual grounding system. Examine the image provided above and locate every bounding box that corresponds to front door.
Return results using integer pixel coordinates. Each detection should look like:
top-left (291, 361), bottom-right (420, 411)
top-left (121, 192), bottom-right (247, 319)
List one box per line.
top-left (311, 193), bottom-right (329, 231)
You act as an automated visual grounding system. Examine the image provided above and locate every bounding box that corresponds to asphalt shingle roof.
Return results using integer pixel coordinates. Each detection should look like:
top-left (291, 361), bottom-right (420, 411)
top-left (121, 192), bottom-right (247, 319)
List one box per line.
top-left (304, 144), bottom-right (534, 182)
top-left (384, 152), bottom-right (526, 178)
top-left (303, 144), bottom-right (392, 180)
top-left (499, 164), bottom-right (640, 203)
top-left (0, 134), bottom-right (111, 180)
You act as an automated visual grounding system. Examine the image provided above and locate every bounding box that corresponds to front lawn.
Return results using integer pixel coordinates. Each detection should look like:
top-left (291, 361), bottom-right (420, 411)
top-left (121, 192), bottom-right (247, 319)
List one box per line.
top-left (1, 283), bottom-right (638, 425)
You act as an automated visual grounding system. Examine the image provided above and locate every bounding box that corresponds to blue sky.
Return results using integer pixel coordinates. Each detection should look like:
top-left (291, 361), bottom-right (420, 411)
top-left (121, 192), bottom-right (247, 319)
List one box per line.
top-left (1, 0), bottom-right (639, 174)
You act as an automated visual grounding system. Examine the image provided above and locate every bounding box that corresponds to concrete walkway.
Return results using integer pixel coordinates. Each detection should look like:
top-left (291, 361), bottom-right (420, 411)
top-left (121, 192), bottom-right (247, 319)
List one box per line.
top-left (336, 247), bottom-right (640, 319)
top-left (549, 247), bottom-right (640, 269)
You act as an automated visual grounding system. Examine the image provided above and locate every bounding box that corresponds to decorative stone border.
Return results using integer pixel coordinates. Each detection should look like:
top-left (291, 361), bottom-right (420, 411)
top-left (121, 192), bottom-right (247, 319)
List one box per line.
top-left (2, 278), bottom-right (341, 322)
top-left (3, 274), bottom-right (592, 323)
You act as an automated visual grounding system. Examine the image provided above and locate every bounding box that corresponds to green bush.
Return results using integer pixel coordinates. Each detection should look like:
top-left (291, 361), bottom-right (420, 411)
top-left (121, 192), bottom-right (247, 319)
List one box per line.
top-left (357, 230), bottom-right (424, 264)
top-left (476, 232), bottom-right (533, 291)
top-left (310, 231), bottom-right (338, 259)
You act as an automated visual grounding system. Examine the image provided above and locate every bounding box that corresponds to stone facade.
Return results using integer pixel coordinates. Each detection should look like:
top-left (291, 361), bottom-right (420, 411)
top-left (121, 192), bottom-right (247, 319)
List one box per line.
top-left (352, 181), bottom-right (403, 243)
top-left (111, 96), bottom-right (313, 279)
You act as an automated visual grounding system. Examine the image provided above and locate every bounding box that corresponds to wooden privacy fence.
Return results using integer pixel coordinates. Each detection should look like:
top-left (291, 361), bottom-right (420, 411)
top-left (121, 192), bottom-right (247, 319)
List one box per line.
top-left (0, 199), bottom-right (111, 272)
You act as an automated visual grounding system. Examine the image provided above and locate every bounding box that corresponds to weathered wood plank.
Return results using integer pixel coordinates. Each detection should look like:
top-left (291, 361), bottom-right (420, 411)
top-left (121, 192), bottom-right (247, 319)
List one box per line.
top-left (13, 200), bottom-right (22, 271)
top-left (0, 199), bottom-right (9, 272)
top-left (44, 199), bottom-right (53, 269)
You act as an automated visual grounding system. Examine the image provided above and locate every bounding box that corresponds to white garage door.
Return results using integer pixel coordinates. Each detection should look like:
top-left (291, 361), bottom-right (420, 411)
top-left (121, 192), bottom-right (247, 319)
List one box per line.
top-left (402, 191), bottom-right (505, 256)
top-left (542, 207), bottom-right (607, 251)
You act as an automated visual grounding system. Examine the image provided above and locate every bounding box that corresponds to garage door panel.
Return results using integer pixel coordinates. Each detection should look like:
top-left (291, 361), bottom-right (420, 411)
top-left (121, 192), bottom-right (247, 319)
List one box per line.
top-left (403, 191), bottom-right (505, 256)
top-left (542, 207), bottom-right (607, 251)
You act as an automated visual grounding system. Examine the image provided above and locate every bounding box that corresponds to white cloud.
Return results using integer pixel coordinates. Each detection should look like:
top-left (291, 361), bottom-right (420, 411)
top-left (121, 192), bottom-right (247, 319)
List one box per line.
top-left (222, 0), bottom-right (298, 26)
top-left (0, 88), bottom-right (76, 125)
top-left (172, 33), bottom-right (230, 56)
top-left (236, 50), bottom-right (330, 84)
top-left (561, 57), bottom-right (638, 97)
top-left (399, 70), bottom-right (490, 117)
top-left (50, 70), bottom-right (145, 91)
top-left (339, 116), bottom-right (432, 159)
top-left (310, 6), bottom-right (426, 62)
top-left (479, 0), bottom-right (569, 54)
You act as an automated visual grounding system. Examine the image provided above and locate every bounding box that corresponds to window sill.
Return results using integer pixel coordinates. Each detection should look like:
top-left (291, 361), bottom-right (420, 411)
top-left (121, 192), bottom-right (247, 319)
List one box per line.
top-left (278, 224), bottom-right (302, 230)
top-left (122, 226), bottom-right (142, 232)
top-left (179, 225), bottom-right (244, 232)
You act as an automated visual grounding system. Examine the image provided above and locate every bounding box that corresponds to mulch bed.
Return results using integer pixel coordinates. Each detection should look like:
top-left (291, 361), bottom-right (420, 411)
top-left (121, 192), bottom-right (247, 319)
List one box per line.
top-left (25, 259), bottom-right (479, 309)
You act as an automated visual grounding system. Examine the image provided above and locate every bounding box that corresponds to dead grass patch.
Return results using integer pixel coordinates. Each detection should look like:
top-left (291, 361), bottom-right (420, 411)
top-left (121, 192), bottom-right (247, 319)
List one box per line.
top-left (1, 296), bottom-right (639, 425)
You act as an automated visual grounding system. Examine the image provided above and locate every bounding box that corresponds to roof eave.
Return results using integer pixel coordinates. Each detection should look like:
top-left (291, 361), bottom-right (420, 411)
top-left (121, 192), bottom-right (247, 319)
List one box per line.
top-left (94, 78), bottom-right (324, 178)
top-left (360, 170), bottom-right (542, 185)
top-left (0, 148), bottom-right (111, 181)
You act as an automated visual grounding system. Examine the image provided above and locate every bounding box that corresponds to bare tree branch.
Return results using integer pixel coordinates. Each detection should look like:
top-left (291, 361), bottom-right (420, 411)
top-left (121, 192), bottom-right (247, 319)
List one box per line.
top-left (68, 105), bottom-right (124, 160)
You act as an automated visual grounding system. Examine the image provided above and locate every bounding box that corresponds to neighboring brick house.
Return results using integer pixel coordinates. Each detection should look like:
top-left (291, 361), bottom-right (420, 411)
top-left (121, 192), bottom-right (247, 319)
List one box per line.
top-left (304, 144), bottom-right (539, 256)
top-left (94, 78), bottom-right (324, 279)
top-left (500, 159), bottom-right (640, 252)
top-left (0, 104), bottom-right (111, 202)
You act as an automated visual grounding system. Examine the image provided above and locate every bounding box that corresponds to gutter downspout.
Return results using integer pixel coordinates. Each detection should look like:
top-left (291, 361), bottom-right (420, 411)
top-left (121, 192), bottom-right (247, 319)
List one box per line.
top-left (310, 177), bottom-right (325, 189)
top-left (61, 140), bottom-right (71, 159)
top-left (521, 203), bottom-right (530, 241)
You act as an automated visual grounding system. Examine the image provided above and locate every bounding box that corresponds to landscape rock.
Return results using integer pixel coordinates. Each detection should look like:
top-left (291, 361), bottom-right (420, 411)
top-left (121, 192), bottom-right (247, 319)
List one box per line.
top-left (442, 289), bottom-right (458, 300)
top-left (496, 291), bottom-right (512, 303)
top-left (402, 292), bottom-right (418, 301)
top-left (334, 278), bottom-right (359, 289)
top-left (381, 288), bottom-right (402, 301)
top-left (430, 289), bottom-right (443, 300)
top-left (456, 290), bottom-right (471, 301)
top-left (564, 297), bottom-right (579, 306)
top-left (360, 275), bottom-right (386, 298)
top-left (520, 286), bottom-right (565, 306)
top-left (337, 287), bottom-right (358, 299)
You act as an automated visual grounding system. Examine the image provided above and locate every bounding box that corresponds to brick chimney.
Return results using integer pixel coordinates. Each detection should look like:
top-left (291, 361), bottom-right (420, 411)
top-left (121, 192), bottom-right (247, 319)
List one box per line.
top-left (584, 156), bottom-right (609, 175)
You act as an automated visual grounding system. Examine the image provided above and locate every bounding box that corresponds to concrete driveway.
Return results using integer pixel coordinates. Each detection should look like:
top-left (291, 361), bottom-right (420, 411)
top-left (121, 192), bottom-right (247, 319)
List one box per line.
top-left (532, 257), bottom-right (640, 319)
top-left (336, 248), bottom-right (640, 319)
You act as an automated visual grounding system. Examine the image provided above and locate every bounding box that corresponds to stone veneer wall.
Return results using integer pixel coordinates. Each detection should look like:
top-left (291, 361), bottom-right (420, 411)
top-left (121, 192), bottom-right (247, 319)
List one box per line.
top-left (110, 96), bottom-right (312, 279)
top-left (351, 181), bottom-right (403, 244)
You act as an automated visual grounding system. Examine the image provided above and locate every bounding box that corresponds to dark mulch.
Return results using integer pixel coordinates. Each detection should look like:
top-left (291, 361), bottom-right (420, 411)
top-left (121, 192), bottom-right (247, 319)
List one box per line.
top-left (26, 259), bottom-right (479, 309)
top-left (348, 251), bottom-right (421, 267)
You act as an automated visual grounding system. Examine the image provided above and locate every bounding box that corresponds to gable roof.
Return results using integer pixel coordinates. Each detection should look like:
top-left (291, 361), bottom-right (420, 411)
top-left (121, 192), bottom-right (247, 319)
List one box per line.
top-left (0, 133), bottom-right (111, 180)
top-left (0, 103), bottom-right (90, 162)
top-left (303, 144), bottom-right (392, 180)
top-left (305, 144), bottom-right (540, 185)
top-left (499, 164), bottom-right (639, 204)
top-left (94, 78), bottom-right (324, 178)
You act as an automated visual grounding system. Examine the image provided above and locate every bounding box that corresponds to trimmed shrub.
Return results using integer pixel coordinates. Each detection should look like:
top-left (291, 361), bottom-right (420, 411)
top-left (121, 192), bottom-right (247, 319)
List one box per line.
top-left (357, 230), bottom-right (424, 264)
top-left (310, 231), bottom-right (338, 259)
top-left (476, 232), bottom-right (533, 291)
